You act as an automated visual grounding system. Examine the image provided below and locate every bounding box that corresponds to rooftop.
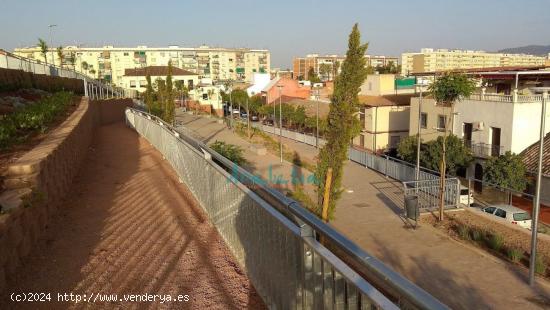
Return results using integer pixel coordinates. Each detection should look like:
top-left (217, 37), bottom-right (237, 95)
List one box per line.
top-left (521, 132), bottom-right (550, 176)
top-left (411, 65), bottom-right (550, 76)
top-left (359, 94), bottom-right (415, 107)
top-left (124, 66), bottom-right (197, 77)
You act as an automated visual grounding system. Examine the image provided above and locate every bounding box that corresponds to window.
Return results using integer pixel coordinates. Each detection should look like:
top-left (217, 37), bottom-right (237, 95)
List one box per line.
top-left (139, 80), bottom-right (147, 88)
top-left (389, 136), bottom-right (400, 148)
top-left (484, 207), bottom-right (496, 214)
top-left (513, 212), bottom-right (531, 221)
top-left (494, 209), bottom-right (507, 218)
top-left (123, 52), bottom-right (129, 56)
top-left (437, 115), bottom-right (447, 129)
top-left (202, 93), bottom-right (208, 100)
top-left (129, 80), bottom-right (136, 88)
top-left (420, 113), bottom-right (428, 129)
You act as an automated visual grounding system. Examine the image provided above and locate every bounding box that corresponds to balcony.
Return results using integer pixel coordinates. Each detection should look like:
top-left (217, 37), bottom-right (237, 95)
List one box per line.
top-left (467, 93), bottom-right (543, 103)
top-left (464, 140), bottom-right (504, 158)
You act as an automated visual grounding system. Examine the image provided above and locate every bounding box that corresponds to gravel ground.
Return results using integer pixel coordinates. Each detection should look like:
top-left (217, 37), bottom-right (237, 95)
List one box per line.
top-left (1, 122), bottom-right (265, 309)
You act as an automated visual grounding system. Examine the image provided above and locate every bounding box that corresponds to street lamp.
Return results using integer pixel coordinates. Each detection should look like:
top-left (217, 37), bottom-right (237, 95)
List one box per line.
top-left (277, 84), bottom-right (284, 163)
top-left (48, 24), bottom-right (57, 66)
top-left (414, 83), bottom-right (426, 180)
top-left (528, 87), bottom-right (549, 286)
top-left (311, 85), bottom-right (321, 148)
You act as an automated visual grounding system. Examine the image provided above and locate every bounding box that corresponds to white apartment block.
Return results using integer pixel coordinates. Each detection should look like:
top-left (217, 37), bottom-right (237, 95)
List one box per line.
top-left (13, 45), bottom-right (270, 87)
top-left (401, 48), bottom-right (548, 76)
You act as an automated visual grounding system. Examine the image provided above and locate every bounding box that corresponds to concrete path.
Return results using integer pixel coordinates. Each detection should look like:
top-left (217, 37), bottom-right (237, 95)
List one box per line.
top-left (178, 113), bottom-right (550, 310)
top-left (2, 122), bottom-right (264, 309)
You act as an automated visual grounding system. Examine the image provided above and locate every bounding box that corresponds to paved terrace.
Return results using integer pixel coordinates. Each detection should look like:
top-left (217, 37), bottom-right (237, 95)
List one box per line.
top-left (176, 112), bottom-right (550, 310)
top-left (2, 122), bottom-right (264, 309)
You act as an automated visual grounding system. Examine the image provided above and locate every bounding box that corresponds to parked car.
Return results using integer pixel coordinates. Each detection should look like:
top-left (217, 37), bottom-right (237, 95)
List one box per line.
top-left (240, 112), bottom-right (248, 119)
top-left (250, 115), bottom-right (259, 122)
top-left (481, 204), bottom-right (532, 229)
top-left (459, 185), bottom-right (474, 206)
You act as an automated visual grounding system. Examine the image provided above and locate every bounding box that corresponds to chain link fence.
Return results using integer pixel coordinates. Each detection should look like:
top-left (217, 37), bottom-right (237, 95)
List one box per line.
top-left (126, 108), bottom-right (448, 310)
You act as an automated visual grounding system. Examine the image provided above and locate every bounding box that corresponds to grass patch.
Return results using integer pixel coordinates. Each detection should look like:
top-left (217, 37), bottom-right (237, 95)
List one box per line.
top-left (0, 91), bottom-right (73, 149)
top-left (487, 234), bottom-right (504, 252)
top-left (535, 255), bottom-right (547, 275)
top-left (457, 225), bottom-right (470, 240)
top-left (209, 140), bottom-right (247, 166)
top-left (471, 229), bottom-right (484, 242)
top-left (507, 248), bottom-right (523, 263)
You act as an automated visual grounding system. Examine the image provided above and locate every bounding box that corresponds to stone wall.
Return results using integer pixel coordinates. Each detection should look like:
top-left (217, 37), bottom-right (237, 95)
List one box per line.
top-left (0, 97), bottom-right (133, 292)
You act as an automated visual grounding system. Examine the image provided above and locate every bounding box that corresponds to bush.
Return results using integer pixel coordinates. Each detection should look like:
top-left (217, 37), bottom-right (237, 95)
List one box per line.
top-left (457, 225), bottom-right (470, 240)
top-left (210, 140), bottom-right (247, 166)
top-left (507, 248), bottom-right (523, 263)
top-left (471, 229), bottom-right (484, 242)
top-left (0, 91), bottom-right (73, 149)
top-left (535, 255), bottom-right (547, 275)
top-left (488, 234), bottom-right (504, 252)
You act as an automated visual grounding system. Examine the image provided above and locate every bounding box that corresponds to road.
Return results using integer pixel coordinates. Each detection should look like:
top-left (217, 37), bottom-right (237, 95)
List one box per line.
top-left (177, 112), bottom-right (550, 310)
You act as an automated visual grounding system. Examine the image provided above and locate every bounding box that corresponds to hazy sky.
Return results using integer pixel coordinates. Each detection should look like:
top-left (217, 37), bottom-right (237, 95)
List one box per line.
top-left (1, 0), bottom-right (549, 67)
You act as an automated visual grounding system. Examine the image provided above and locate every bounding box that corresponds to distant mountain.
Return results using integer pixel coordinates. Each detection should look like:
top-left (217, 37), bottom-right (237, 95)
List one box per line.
top-left (497, 45), bottom-right (550, 56)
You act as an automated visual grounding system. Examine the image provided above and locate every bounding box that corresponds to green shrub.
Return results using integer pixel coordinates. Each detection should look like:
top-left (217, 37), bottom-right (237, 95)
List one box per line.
top-left (457, 225), bottom-right (470, 240)
top-left (507, 248), bottom-right (523, 263)
top-left (210, 140), bottom-right (247, 166)
top-left (471, 229), bottom-right (484, 242)
top-left (0, 91), bottom-right (73, 149)
top-left (488, 234), bottom-right (504, 252)
top-left (535, 255), bottom-right (547, 275)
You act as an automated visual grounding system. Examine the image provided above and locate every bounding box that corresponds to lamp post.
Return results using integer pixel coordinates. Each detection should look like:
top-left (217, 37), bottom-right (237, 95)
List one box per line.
top-left (528, 87), bottom-right (549, 286)
top-left (415, 83), bottom-right (425, 180)
top-left (312, 85), bottom-right (321, 148)
top-left (48, 24), bottom-right (57, 66)
top-left (277, 84), bottom-right (284, 163)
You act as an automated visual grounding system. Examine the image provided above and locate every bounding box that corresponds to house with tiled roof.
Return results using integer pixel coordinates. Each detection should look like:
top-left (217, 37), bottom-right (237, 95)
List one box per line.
top-left (121, 65), bottom-right (198, 93)
top-left (520, 133), bottom-right (550, 205)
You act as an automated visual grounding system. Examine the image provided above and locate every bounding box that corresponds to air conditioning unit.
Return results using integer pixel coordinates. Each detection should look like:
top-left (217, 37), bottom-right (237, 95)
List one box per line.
top-left (473, 121), bottom-right (485, 131)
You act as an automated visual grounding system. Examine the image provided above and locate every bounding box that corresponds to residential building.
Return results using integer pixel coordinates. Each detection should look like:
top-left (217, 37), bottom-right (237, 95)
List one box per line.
top-left (247, 73), bottom-right (271, 96)
top-left (121, 66), bottom-right (198, 93)
top-left (409, 67), bottom-right (550, 181)
top-left (360, 74), bottom-right (425, 96)
top-left (292, 54), bottom-right (398, 81)
top-left (401, 48), bottom-right (548, 76)
top-left (521, 133), bottom-right (550, 205)
top-left (354, 94), bottom-right (413, 152)
top-left (13, 45), bottom-right (270, 86)
top-left (261, 77), bottom-right (310, 104)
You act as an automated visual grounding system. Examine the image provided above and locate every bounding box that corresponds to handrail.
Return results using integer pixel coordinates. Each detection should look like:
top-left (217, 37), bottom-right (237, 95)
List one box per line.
top-left (129, 108), bottom-right (449, 310)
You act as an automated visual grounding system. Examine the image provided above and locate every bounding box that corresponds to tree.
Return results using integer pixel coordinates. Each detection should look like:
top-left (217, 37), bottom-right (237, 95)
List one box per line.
top-left (210, 141), bottom-right (247, 166)
top-left (332, 61), bottom-right (340, 79)
top-left (308, 67), bottom-right (321, 84)
top-left (144, 73), bottom-right (155, 113)
top-left (319, 63), bottom-right (332, 81)
top-left (429, 72), bottom-right (476, 221)
top-left (397, 135), bottom-right (419, 163)
top-left (421, 135), bottom-right (473, 175)
top-left (37, 38), bottom-right (48, 64)
top-left (163, 61), bottom-right (175, 123)
top-left (56, 46), bottom-right (64, 68)
top-left (484, 152), bottom-right (527, 192)
top-left (81, 61), bottom-right (89, 73)
top-left (315, 24), bottom-right (368, 221)
top-left (68, 52), bottom-right (76, 70)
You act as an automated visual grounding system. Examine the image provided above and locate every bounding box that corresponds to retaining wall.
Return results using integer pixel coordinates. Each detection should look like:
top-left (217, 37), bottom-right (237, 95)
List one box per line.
top-left (0, 97), bottom-right (133, 292)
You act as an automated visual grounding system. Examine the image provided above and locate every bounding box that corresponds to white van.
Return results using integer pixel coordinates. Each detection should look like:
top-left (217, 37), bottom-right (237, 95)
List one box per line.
top-left (459, 185), bottom-right (474, 206)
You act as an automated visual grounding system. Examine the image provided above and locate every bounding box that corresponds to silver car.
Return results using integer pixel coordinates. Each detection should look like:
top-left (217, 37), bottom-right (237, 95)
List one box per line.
top-left (482, 204), bottom-right (532, 229)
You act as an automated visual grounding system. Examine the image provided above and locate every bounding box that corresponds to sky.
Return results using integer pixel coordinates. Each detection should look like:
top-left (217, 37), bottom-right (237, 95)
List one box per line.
top-left (1, 0), bottom-right (549, 68)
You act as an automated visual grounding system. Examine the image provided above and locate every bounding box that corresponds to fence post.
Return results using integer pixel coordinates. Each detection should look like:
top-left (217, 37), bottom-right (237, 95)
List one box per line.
top-left (84, 79), bottom-right (88, 97)
top-left (384, 155), bottom-right (389, 178)
top-left (467, 178), bottom-right (472, 207)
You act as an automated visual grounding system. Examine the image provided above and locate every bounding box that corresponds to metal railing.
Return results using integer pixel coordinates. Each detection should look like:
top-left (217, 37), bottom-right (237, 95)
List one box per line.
top-left (403, 179), bottom-right (461, 211)
top-left (464, 140), bottom-right (504, 158)
top-left (467, 93), bottom-right (543, 103)
top-left (126, 108), bottom-right (448, 310)
top-left (0, 49), bottom-right (137, 99)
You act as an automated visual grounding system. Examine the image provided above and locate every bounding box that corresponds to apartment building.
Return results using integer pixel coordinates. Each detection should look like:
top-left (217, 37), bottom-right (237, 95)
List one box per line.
top-left (292, 54), bottom-right (398, 81)
top-left (409, 68), bottom-right (550, 182)
top-left (401, 48), bottom-right (548, 76)
top-left (120, 66), bottom-right (198, 93)
top-left (354, 94), bottom-right (413, 152)
top-left (13, 45), bottom-right (270, 87)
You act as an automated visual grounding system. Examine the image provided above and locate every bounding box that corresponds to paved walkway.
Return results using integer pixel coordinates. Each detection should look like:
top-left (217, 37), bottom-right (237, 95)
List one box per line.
top-left (178, 113), bottom-right (550, 310)
top-left (3, 122), bottom-right (264, 309)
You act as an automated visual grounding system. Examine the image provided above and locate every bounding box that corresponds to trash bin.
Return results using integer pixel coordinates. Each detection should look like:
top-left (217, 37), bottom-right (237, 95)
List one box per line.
top-left (404, 195), bottom-right (419, 220)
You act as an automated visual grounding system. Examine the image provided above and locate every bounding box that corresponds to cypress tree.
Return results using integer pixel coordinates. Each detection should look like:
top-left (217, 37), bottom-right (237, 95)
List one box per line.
top-left (164, 61), bottom-right (175, 123)
top-left (315, 24), bottom-right (368, 220)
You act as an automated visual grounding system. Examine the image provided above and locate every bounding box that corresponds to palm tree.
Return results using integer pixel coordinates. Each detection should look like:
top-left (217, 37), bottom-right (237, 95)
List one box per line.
top-left (69, 52), bottom-right (76, 70)
top-left (37, 38), bottom-right (48, 64)
top-left (56, 46), bottom-right (64, 68)
top-left (81, 61), bottom-right (88, 72)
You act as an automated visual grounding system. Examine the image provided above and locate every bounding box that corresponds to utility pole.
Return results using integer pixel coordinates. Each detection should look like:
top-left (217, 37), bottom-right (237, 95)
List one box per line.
top-left (48, 24), bottom-right (57, 66)
top-left (246, 98), bottom-right (251, 139)
top-left (277, 84), bottom-right (284, 163)
top-left (528, 87), bottom-right (549, 286)
top-left (415, 84), bottom-right (424, 180)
